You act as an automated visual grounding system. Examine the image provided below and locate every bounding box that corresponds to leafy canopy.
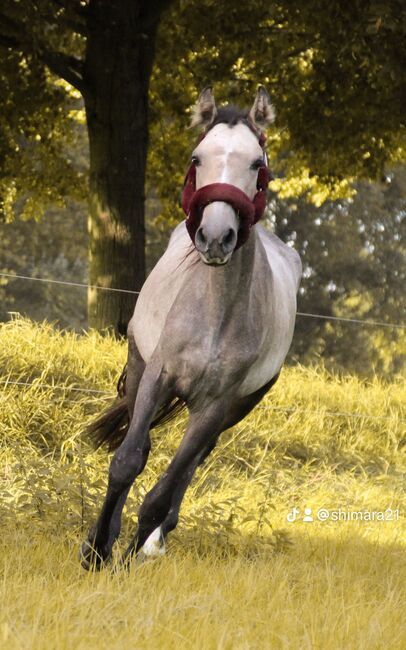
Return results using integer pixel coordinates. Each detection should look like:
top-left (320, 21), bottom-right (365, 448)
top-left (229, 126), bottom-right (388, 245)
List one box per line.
top-left (1, 0), bottom-right (405, 221)
top-left (148, 0), bottom-right (406, 223)
top-left (0, 0), bottom-right (87, 222)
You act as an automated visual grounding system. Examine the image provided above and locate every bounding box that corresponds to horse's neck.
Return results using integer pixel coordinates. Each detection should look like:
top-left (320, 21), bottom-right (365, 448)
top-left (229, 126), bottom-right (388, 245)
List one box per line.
top-left (204, 228), bottom-right (257, 305)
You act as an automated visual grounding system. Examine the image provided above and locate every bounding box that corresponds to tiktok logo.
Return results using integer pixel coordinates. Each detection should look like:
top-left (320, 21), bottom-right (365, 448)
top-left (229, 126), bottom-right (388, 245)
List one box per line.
top-left (286, 507), bottom-right (300, 523)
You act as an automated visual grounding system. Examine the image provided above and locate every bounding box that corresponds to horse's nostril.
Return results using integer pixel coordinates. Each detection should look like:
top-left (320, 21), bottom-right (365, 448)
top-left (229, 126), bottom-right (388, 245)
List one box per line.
top-left (223, 229), bottom-right (234, 245)
top-left (221, 228), bottom-right (236, 251)
top-left (195, 226), bottom-right (208, 250)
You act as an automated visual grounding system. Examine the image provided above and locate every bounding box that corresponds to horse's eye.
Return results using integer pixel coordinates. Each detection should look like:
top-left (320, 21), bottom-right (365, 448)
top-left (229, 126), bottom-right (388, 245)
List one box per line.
top-left (250, 158), bottom-right (263, 171)
top-left (191, 155), bottom-right (201, 166)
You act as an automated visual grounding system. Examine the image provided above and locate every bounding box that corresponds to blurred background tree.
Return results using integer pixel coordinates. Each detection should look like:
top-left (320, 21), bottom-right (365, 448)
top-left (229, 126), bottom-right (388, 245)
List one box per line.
top-left (0, 0), bottom-right (172, 334)
top-left (0, 0), bottom-right (405, 374)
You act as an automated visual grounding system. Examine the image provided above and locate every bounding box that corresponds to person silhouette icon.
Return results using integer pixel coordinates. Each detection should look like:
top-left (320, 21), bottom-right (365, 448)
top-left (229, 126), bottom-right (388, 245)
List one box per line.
top-left (303, 507), bottom-right (313, 522)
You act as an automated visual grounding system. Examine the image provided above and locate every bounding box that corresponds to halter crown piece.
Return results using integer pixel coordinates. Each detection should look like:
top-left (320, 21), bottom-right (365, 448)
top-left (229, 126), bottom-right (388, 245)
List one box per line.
top-left (181, 127), bottom-right (270, 250)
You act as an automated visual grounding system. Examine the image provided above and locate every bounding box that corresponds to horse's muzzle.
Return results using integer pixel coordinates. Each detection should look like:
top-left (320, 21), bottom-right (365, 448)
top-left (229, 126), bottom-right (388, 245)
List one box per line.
top-left (185, 182), bottom-right (256, 252)
top-left (194, 201), bottom-right (238, 265)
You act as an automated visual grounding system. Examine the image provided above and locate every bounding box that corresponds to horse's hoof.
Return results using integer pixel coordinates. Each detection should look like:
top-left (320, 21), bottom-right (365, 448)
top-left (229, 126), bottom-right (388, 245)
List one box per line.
top-left (118, 527), bottom-right (166, 570)
top-left (142, 526), bottom-right (166, 558)
top-left (79, 539), bottom-right (110, 571)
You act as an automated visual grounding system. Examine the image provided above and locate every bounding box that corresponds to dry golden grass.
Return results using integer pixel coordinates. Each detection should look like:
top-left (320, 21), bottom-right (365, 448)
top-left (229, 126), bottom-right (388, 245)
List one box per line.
top-left (1, 318), bottom-right (405, 649)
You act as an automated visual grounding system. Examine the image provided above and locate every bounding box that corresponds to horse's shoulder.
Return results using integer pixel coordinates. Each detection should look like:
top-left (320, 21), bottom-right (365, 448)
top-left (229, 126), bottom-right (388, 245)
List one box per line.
top-left (257, 225), bottom-right (302, 287)
top-left (167, 221), bottom-right (189, 247)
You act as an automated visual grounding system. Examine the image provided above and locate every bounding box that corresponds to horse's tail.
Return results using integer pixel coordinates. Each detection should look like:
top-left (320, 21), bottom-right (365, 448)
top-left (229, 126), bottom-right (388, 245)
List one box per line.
top-left (88, 364), bottom-right (185, 452)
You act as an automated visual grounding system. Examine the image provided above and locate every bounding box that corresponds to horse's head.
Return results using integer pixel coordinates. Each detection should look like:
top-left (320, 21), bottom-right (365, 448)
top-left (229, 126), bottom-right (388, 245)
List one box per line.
top-left (182, 87), bottom-right (275, 266)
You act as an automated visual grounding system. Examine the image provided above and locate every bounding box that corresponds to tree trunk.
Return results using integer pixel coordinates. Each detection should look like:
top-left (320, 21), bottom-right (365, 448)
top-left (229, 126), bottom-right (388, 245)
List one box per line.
top-left (83, 0), bottom-right (166, 335)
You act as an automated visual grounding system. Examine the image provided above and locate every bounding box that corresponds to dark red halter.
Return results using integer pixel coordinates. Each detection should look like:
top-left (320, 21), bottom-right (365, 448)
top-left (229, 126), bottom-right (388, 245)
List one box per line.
top-left (181, 129), bottom-right (270, 250)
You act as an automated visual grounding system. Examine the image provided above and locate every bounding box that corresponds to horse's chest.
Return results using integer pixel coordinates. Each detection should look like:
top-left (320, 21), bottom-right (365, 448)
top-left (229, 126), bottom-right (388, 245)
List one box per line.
top-left (161, 318), bottom-right (260, 398)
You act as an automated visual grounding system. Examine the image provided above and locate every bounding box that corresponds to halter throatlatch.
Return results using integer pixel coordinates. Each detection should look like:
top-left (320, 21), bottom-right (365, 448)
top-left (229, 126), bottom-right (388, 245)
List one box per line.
top-left (181, 130), bottom-right (270, 250)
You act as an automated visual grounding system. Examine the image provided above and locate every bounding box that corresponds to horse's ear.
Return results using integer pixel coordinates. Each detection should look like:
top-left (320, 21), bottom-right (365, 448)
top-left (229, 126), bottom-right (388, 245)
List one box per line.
top-left (189, 87), bottom-right (217, 129)
top-left (249, 86), bottom-right (275, 132)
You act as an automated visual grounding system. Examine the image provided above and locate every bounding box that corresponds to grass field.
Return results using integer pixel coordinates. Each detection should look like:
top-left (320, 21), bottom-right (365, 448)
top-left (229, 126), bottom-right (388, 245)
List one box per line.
top-left (1, 318), bottom-right (405, 649)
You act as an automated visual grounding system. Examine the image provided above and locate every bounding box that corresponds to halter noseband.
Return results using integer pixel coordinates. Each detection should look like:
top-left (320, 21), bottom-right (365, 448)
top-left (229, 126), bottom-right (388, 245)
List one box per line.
top-left (181, 128), bottom-right (270, 250)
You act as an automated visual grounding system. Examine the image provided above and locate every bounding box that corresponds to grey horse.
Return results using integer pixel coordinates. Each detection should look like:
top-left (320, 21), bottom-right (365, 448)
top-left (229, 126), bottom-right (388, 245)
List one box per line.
top-left (81, 87), bottom-right (301, 569)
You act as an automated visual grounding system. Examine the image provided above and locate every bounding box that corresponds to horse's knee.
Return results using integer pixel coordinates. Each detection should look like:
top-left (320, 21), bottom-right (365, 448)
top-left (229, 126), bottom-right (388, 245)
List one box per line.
top-left (109, 443), bottom-right (148, 489)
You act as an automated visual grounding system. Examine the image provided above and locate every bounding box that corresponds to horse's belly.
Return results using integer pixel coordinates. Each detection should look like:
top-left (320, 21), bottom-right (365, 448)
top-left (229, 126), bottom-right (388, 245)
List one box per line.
top-left (237, 307), bottom-right (296, 396)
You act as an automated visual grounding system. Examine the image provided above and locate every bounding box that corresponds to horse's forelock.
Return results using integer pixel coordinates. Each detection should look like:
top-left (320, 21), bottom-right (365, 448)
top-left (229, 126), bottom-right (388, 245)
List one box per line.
top-left (205, 105), bottom-right (251, 133)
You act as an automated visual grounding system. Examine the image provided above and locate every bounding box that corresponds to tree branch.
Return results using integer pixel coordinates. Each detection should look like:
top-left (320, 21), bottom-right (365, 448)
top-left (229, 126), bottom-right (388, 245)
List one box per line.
top-left (39, 48), bottom-right (86, 93)
top-left (0, 10), bottom-right (86, 94)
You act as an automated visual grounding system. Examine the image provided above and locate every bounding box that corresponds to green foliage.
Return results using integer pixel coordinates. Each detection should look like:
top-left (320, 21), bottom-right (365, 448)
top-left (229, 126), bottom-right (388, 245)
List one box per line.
top-left (2, 0), bottom-right (405, 225)
top-left (148, 0), bottom-right (406, 221)
top-left (0, 53), bottom-right (86, 222)
top-left (0, 1), bottom-right (87, 221)
top-left (274, 166), bottom-right (406, 375)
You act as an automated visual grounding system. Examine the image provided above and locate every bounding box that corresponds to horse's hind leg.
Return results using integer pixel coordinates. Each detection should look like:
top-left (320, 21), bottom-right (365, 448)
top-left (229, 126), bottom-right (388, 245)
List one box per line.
top-left (80, 359), bottom-right (171, 570)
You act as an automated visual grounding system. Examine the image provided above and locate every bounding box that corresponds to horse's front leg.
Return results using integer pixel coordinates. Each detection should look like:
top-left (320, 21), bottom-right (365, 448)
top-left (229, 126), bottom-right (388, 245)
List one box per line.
top-left (122, 403), bottom-right (225, 563)
top-left (80, 361), bottom-right (170, 570)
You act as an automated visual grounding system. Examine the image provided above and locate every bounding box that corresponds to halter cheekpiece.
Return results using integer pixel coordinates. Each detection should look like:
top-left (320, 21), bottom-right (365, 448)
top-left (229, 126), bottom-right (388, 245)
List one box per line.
top-left (181, 126), bottom-right (270, 250)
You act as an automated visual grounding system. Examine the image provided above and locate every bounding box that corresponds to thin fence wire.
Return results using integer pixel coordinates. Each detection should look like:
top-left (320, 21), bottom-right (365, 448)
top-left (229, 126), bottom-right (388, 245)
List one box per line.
top-left (295, 312), bottom-right (406, 330)
top-left (1, 271), bottom-right (406, 329)
top-left (1, 379), bottom-right (405, 424)
top-left (0, 272), bottom-right (138, 295)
